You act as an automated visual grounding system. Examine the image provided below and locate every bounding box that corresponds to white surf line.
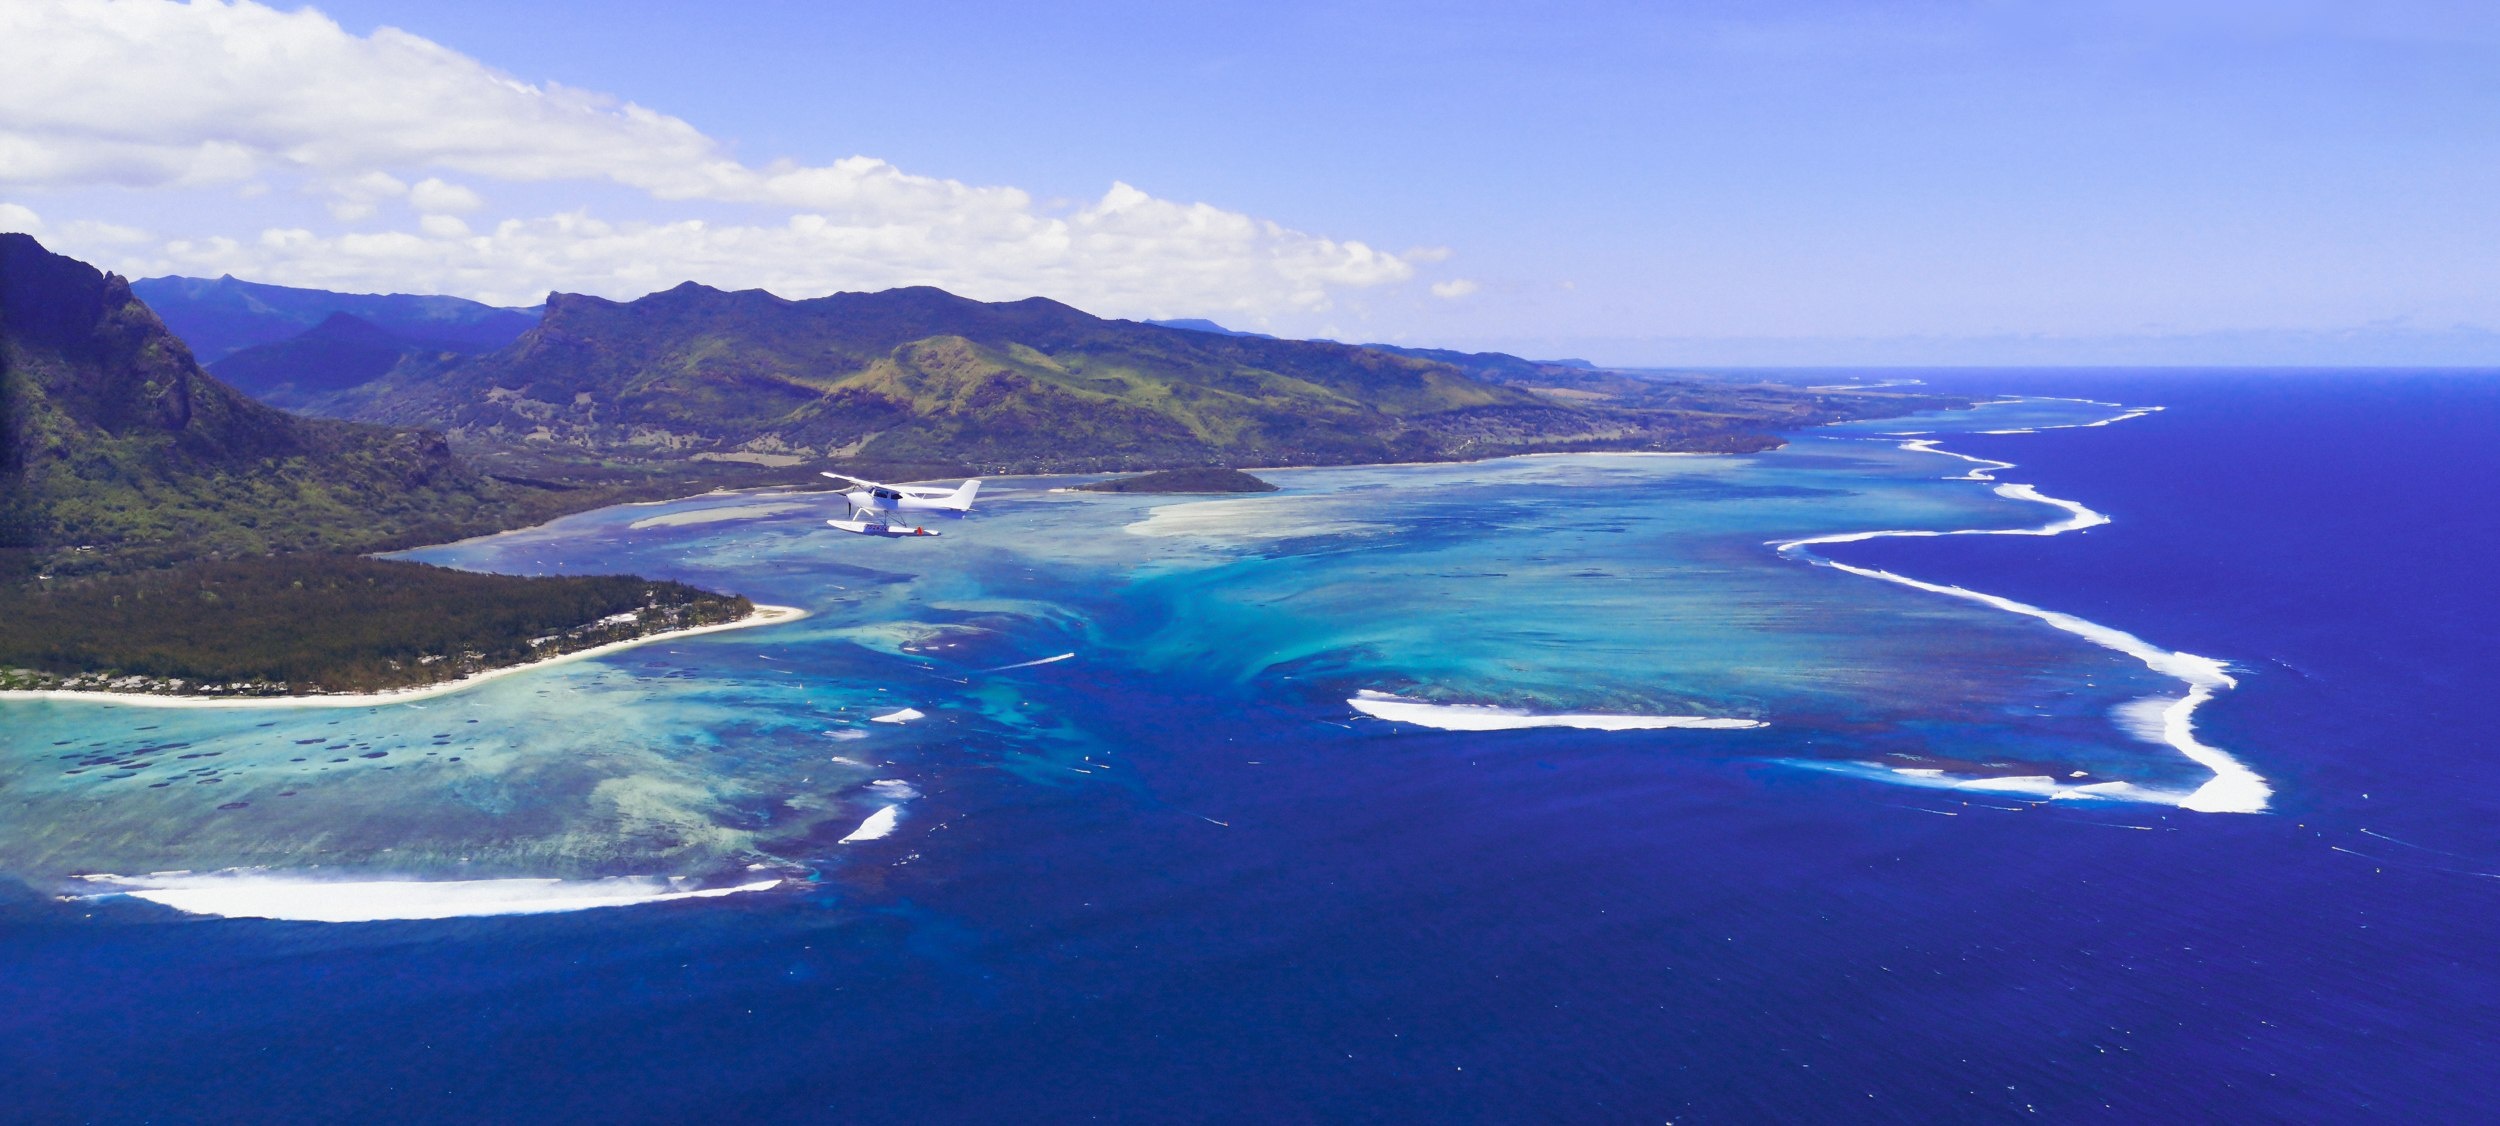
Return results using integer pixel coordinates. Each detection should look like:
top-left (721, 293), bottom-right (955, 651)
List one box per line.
top-left (985, 651), bottom-right (1076, 672)
top-left (1897, 439), bottom-right (2014, 482)
top-left (1348, 690), bottom-right (1764, 732)
top-left (1, 605), bottom-right (810, 710)
top-left (840, 804), bottom-right (903, 842)
top-left (1979, 404), bottom-right (2164, 435)
top-left (1772, 409), bottom-right (2271, 814)
top-left (73, 872), bottom-right (784, 922)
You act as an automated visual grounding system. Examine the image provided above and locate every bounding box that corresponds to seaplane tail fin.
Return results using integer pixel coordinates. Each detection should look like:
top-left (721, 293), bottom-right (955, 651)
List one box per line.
top-left (919, 479), bottom-right (980, 511)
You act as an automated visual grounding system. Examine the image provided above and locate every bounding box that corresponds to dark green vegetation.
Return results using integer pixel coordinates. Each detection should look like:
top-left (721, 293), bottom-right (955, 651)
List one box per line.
top-left (0, 556), bottom-right (750, 696)
top-left (0, 237), bottom-right (762, 697)
top-left (0, 234), bottom-right (535, 573)
top-left (0, 238), bottom-right (804, 576)
top-left (129, 273), bottom-right (537, 364)
top-left (1, 233), bottom-right (1950, 697)
top-left (314, 282), bottom-right (1955, 480)
top-left (1078, 467), bottom-right (1278, 493)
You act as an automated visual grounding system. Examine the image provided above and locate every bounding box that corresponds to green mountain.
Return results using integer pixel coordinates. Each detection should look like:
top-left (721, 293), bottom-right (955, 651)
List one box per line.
top-left (0, 234), bottom-right (519, 572)
top-left (339, 283), bottom-right (1949, 475)
top-left (209, 311), bottom-right (468, 412)
top-left (128, 274), bottom-right (538, 364)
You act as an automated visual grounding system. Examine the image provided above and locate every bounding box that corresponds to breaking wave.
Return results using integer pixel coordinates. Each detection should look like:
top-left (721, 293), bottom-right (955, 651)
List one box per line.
top-left (74, 871), bottom-right (782, 922)
top-left (1773, 405), bottom-right (2270, 813)
top-left (1348, 690), bottom-right (1764, 732)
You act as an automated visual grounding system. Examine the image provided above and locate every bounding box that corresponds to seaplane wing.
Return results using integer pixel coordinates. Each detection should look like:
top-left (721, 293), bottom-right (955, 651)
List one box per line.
top-left (819, 473), bottom-right (982, 513)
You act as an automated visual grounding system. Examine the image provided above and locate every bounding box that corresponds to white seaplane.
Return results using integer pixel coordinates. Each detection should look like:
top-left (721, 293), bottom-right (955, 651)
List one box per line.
top-left (820, 472), bottom-right (982, 537)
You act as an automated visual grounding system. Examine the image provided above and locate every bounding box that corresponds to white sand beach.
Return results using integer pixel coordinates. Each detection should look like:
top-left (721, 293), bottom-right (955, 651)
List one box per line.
top-left (0, 604), bottom-right (808, 710)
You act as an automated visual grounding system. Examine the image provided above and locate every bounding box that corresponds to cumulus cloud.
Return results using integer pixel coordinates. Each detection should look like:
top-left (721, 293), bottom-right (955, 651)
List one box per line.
top-left (1430, 278), bottom-right (1481, 299)
top-left (0, 200), bottom-right (149, 247)
top-left (322, 170), bottom-right (407, 220)
top-left (0, 0), bottom-right (714, 190)
top-left (0, 0), bottom-right (1417, 317)
top-left (112, 193), bottom-right (1405, 311)
top-left (408, 177), bottom-right (483, 213)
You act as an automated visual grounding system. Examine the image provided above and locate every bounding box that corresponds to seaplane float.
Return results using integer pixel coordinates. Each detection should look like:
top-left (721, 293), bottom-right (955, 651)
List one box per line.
top-left (821, 472), bottom-right (981, 537)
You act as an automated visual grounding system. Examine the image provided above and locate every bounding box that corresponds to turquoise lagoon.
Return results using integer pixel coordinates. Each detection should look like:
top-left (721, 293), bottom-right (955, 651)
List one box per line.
top-left (0, 397), bottom-right (2252, 902)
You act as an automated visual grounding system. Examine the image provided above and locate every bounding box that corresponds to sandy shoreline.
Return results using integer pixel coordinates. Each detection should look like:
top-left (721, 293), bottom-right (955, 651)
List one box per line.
top-left (0, 604), bottom-right (808, 710)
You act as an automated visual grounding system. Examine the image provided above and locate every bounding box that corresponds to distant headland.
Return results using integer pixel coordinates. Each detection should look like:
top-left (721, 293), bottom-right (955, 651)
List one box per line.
top-left (1075, 467), bottom-right (1279, 494)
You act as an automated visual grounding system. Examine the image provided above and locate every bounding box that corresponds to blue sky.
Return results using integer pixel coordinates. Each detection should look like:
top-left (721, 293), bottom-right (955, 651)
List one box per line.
top-left (5, 0), bottom-right (2497, 364)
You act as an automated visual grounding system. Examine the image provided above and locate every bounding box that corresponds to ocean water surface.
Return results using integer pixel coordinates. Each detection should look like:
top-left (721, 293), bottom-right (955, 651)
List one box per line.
top-left (3, 371), bottom-right (2495, 1120)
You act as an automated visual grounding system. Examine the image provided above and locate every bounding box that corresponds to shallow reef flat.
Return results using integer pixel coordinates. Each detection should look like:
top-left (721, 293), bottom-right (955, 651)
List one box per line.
top-left (0, 398), bottom-right (2257, 913)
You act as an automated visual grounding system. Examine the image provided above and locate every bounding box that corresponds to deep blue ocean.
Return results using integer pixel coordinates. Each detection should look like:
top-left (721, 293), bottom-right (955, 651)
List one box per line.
top-left (5, 370), bottom-right (2498, 1121)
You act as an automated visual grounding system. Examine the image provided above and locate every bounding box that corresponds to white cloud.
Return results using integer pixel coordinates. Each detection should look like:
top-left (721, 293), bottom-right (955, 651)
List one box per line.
top-left (57, 218), bottom-right (150, 244)
top-left (0, 0), bottom-right (1418, 318)
top-left (0, 1), bottom-right (713, 190)
top-left (102, 198), bottom-right (1400, 312)
top-left (1, 201), bottom-right (148, 247)
top-left (322, 170), bottom-right (407, 220)
top-left (408, 177), bottom-right (483, 213)
top-left (1430, 278), bottom-right (1481, 299)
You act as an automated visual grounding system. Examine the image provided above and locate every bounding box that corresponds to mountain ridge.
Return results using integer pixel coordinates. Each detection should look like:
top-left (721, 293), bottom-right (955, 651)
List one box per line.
top-left (129, 274), bottom-right (538, 364)
top-left (324, 281), bottom-right (1948, 476)
top-left (0, 235), bottom-right (523, 571)
top-left (208, 310), bottom-right (470, 411)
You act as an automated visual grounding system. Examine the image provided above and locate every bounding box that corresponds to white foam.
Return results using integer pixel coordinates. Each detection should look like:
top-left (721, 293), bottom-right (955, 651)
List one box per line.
top-left (987, 652), bottom-right (1075, 672)
top-left (1978, 404), bottom-right (2162, 435)
top-left (868, 707), bottom-right (925, 724)
top-left (2110, 695), bottom-right (2177, 744)
top-left (841, 804), bottom-right (902, 842)
top-left (1896, 439), bottom-right (2014, 482)
top-left (74, 871), bottom-right (781, 922)
top-left (1801, 761), bottom-right (2179, 805)
top-left (1348, 690), bottom-right (1764, 732)
top-left (1771, 421), bottom-right (2271, 813)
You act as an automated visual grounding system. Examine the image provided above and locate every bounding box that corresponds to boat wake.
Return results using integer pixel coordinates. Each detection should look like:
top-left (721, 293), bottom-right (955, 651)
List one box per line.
top-left (1773, 404), bottom-right (2270, 814)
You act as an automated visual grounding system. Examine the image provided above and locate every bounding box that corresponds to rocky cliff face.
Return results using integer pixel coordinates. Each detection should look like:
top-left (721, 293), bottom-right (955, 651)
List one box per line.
top-left (0, 234), bottom-right (507, 567)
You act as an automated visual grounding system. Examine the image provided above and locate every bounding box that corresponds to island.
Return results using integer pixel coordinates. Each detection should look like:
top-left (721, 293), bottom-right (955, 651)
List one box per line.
top-left (3, 232), bottom-right (1950, 702)
top-left (1075, 467), bottom-right (1280, 494)
top-left (0, 556), bottom-right (779, 699)
top-left (0, 234), bottom-right (782, 702)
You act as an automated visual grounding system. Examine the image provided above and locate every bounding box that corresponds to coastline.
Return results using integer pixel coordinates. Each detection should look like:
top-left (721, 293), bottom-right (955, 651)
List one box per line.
top-left (0, 604), bottom-right (808, 710)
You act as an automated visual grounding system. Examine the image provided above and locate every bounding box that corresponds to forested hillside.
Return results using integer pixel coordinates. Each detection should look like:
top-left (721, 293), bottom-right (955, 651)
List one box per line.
top-left (321, 282), bottom-right (1953, 477)
top-left (0, 236), bottom-right (764, 697)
